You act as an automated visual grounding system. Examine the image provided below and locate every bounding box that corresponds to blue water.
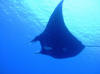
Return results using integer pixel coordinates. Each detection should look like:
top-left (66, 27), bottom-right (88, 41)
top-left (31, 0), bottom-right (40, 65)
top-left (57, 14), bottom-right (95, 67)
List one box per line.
top-left (0, 0), bottom-right (100, 74)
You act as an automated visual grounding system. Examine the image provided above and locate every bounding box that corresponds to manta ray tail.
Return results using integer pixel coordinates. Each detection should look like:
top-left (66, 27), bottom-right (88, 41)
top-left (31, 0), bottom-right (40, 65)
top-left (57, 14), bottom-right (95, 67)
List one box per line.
top-left (86, 45), bottom-right (100, 47)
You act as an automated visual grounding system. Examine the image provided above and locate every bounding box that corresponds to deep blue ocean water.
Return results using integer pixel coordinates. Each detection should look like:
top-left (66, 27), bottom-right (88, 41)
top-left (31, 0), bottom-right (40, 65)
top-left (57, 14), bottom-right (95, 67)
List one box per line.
top-left (0, 0), bottom-right (100, 74)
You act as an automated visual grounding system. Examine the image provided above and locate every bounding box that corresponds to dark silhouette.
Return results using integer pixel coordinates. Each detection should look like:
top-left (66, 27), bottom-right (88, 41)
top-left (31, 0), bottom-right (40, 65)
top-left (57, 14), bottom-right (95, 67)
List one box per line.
top-left (31, 0), bottom-right (85, 59)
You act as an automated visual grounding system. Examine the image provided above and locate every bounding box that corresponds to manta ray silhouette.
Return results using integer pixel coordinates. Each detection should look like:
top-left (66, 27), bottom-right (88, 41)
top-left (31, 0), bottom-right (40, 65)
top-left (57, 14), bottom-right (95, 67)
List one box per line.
top-left (31, 0), bottom-right (85, 59)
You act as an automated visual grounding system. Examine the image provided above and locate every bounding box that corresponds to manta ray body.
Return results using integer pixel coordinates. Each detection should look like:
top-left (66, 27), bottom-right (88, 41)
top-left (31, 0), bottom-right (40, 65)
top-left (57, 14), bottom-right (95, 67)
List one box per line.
top-left (32, 0), bottom-right (85, 59)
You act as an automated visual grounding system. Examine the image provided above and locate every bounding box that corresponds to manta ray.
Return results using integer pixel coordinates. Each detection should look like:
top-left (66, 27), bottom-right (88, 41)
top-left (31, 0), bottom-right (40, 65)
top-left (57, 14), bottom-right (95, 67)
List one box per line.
top-left (31, 0), bottom-right (85, 59)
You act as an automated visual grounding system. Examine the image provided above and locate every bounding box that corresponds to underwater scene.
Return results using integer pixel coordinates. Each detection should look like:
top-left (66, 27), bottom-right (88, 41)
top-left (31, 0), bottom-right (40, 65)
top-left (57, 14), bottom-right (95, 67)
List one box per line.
top-left (0, 0), bottom-right (100, 74)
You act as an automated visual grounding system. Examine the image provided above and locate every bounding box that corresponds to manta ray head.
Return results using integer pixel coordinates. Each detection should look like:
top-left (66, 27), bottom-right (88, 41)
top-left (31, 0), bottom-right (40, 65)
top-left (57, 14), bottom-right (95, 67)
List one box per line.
top-left (40, 46), bottom-right (84, 59)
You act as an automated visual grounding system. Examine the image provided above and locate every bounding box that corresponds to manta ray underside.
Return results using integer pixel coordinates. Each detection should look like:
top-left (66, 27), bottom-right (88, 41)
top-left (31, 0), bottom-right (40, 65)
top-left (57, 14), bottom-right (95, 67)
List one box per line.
top-left (31, 0), bottom-right (85, 59)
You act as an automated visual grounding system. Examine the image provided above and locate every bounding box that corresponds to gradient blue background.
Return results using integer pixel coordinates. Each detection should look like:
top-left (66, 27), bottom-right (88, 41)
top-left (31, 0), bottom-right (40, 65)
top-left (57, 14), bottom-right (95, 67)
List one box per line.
top-left (0, 0), bottom-right (100, 74)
